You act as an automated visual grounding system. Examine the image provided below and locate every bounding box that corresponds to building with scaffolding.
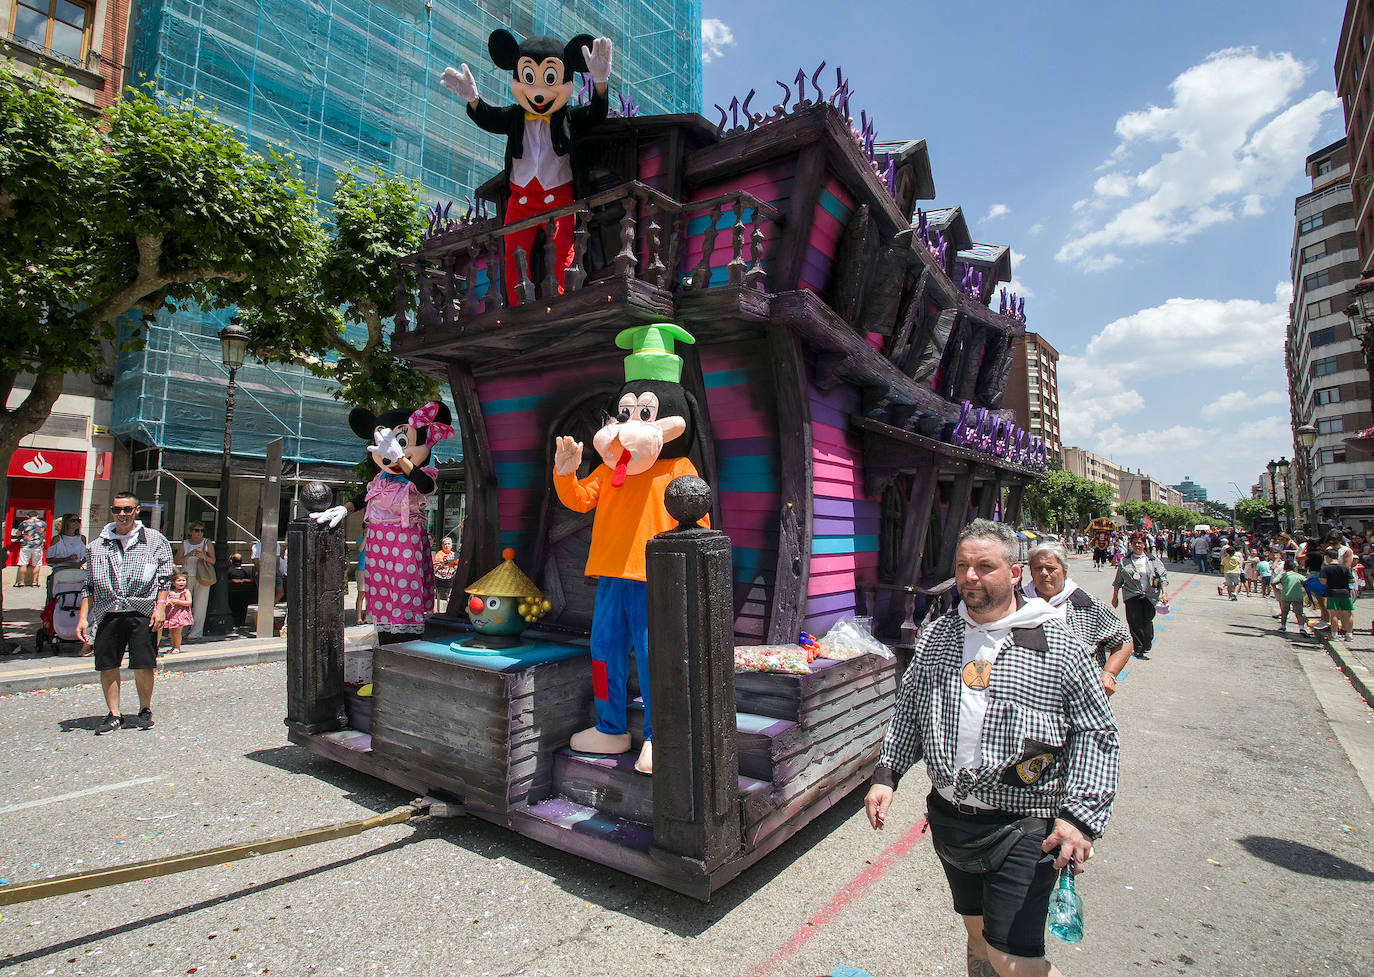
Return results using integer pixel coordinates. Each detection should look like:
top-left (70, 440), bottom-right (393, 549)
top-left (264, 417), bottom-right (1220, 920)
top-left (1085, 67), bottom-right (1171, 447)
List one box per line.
top-left (109, 0), bottom-right (703, 550)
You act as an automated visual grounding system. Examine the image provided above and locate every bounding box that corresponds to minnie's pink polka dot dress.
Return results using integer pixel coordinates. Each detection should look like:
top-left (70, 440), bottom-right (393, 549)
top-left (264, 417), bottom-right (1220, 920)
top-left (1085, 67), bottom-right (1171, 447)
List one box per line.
top-left (362, 468), bottom-right (436, 635)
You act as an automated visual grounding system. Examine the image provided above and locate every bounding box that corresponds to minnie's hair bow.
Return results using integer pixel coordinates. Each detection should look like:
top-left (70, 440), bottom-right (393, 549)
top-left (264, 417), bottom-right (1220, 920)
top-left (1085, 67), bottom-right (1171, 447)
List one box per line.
top-left (409, 401), bottom-right (455, 443)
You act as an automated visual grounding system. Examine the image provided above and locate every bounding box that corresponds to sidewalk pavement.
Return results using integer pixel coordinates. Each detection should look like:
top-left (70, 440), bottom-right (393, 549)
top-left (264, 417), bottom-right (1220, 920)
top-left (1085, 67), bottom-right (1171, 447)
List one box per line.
top-left (0, 577), bottom-right (377, 695)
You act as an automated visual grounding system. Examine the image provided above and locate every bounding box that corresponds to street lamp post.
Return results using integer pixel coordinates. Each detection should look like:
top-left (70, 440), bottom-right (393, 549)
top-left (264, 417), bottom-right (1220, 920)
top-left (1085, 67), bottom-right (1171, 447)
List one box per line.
top-left (203, 317), bottom-right (249, 636)
top-left (1297, 422), bottom-right (1319, 535)
top-left (1266, 460), bottom-right (1280, 533)
top-left (1275, 457), bottom-right (1290, 533)
top-left (1348, 274), bottom-right (1374, 411)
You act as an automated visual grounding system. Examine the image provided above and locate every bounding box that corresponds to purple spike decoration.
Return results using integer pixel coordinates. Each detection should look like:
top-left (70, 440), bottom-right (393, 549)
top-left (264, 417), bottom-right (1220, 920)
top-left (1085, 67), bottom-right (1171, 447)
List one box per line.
top-left (772, 78), bottom-right (792, 120)
top-left (714, 103), bottom-right (729, 136)
top-left (794, 67), bottom-right (810, 108)
top-left (811, 60), bottom-right (827, 100)
top-left (950, 400), bottom-right (972, 445)
top-left (883, 153), bottom-right (896, 199)
top-left (741, 88), bottom-right (759, 129)
top-left (1017, 297), bottom-right (1026, 323)
top-left (990, 417), bottom-right (1006, 457)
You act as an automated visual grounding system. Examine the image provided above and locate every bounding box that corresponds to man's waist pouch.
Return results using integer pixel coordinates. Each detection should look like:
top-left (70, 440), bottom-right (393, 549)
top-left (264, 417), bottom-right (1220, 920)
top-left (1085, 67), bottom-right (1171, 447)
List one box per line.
top-left (926, 791), bottom-right (1052, 874)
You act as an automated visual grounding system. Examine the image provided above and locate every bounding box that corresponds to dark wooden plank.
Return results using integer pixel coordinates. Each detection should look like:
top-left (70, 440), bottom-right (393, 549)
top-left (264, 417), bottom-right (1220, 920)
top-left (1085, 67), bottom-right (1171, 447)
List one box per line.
top-left (447, 361), bottom-right (498, 590)
top-left (677, 346), bottom-right (724, 531)
top-left (773, 143), bottom-right (827, 291)
top-left (287, 728), bottom-right (430, 797)
top-left (765, 322), bottom-right (813, 643)
top-left (878, 466), bottom-right (940, 638)
top-left (936, 472), bottom-right (976, 578)
top-left (742, 741), bottom-right (882, 850)
top-left (828, 203), bottom-right (872, 323)
top-left (857, 230), bottom-right (915, 339)
top-left (906, 308), bottom-right (958, 385)
top-left (771, 291), bottom-right (960, 419)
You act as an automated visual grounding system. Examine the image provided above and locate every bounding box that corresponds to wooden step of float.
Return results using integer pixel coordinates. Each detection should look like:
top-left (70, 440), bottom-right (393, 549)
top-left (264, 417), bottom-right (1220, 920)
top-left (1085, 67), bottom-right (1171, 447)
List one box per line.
top-left (552, 746), bottom-right (773, 826)
top-left (624, 699), bottom-right (801, 782)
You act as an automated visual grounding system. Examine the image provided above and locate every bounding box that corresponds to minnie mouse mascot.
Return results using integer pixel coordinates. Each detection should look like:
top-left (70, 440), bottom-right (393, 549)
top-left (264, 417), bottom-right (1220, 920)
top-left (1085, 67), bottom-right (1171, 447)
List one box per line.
top-left (312, 401), bottom-right (454, 643)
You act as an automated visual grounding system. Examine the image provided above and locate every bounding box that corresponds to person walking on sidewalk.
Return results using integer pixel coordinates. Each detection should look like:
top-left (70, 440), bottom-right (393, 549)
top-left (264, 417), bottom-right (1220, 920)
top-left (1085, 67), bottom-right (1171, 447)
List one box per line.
top-left (176, 523), bottom-right (214, 641)
top-left (1112, 531), bottom-right (1169, 660)
top-left (14, 512), bottom-right (47, 587)
top-left (864, 519), bottom-right (1118, 977)
top-left (1218, 546), bottom-right (1242, 601)
top-left (1191, 531), bottom-right (1212, 574)
top-left (1024, 540), bottom-right (1134, 699)
top-left (75, 492), bottom-right (173, 735)
top-left (1320, 548), bottom-right (1356, 642)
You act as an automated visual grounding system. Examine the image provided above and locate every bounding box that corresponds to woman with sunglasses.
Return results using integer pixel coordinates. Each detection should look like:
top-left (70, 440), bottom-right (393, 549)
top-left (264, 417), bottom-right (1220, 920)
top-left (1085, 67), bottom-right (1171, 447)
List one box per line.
top-left (176, 523), bottom-right (214, 641)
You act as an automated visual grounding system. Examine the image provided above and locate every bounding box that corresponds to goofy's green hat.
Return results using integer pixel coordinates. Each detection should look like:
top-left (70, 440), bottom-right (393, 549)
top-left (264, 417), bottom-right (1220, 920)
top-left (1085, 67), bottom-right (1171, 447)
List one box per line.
top-left (615, 323), bottom-right (695, 383)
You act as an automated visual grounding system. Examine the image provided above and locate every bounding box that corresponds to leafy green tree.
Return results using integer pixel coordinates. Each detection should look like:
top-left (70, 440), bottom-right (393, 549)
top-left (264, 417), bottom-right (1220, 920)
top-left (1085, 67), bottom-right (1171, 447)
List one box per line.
top-left (1075, 480), bottom-right (1115, 526)
top-left (0, 64), bottom-right (320, 467)
top-left (237, 170), bottom-right (437, 413)
top-left (1026, 470), bottom-right (1116, 532)
top-left (1234, 497), bottom-right (1294, 530)
top-left (1116, 500), bottom-right (1146, 526)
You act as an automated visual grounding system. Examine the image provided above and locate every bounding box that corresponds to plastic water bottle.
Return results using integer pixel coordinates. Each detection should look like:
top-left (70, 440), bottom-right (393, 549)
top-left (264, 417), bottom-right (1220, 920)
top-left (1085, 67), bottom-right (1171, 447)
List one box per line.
top-left (1046, 867), bottom-right (1084, 944)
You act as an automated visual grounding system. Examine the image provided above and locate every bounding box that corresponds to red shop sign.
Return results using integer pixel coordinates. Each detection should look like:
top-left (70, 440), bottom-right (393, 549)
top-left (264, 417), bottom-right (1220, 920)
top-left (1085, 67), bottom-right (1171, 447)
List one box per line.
top-left (7, 448), bottom-right (86, 481)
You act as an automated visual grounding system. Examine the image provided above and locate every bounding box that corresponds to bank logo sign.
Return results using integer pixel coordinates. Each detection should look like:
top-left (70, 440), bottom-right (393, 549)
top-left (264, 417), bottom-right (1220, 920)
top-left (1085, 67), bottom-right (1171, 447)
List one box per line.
top-left (22, 453), bottom-right (54, 475)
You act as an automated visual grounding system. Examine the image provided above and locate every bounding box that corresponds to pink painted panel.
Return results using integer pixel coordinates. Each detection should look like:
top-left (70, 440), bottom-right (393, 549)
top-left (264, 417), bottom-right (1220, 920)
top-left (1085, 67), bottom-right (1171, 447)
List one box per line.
top-left (639, 151), bottom-right (663, 180)
top-left (807, 569), bottom-right (856, 596)
top-left (810, 421), bottom-right (852, 450)
top-left (706, 413), bottom-right (774, 440)
top-left (496, 488), bottom-right (535, 509)
top-left (813, 478), bottom-right (858, 500)
top-left (719, 491), bottom-right (778, 513)
top-left (813, 459), bottom-right (857, 483)
top-left (721, 526), bottom-right (781, 551)
top-left (826, 178), bottom-right (855, 209)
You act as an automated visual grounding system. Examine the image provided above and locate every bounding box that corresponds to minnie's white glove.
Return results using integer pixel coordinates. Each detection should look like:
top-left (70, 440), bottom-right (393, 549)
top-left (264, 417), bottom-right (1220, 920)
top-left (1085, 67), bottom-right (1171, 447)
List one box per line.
top-left (582, 38), bottom-right (613, 85)
top-left (311, 505), bottom-right (348, 529)
top-left (440, 64), bottom-right (479, 103)
top-left (373, 428), bottom-right (404, 465)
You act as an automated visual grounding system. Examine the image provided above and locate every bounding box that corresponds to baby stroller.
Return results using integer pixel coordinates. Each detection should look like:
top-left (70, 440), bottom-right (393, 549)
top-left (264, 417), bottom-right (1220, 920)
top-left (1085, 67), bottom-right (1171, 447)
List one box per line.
top-left (36, 567), bottom-right (85, 654)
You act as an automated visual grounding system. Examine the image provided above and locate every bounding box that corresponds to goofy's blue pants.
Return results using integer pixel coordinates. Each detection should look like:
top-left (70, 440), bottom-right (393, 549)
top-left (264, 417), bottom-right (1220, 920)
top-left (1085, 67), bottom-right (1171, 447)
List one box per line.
top-left (589, 576), bottom-right (651, 741)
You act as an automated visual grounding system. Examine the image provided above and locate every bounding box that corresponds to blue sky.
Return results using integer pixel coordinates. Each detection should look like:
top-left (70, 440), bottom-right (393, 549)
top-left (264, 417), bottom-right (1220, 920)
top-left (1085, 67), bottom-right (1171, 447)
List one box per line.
top-left (698, 0), bottom-right (1349, 504)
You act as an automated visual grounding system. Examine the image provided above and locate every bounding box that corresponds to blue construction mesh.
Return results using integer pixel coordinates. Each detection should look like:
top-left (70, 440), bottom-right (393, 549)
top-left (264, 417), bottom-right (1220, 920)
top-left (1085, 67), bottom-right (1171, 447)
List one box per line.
top-left (114, 0), bottom-right (702, 465)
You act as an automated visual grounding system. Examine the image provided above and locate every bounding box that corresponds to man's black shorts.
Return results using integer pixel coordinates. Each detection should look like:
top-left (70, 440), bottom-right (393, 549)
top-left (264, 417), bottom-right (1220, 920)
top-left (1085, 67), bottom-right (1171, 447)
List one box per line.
top-left (927, 792), bottom-right (1059, 958)
top-left (93, 612), bottom-right (158, 672)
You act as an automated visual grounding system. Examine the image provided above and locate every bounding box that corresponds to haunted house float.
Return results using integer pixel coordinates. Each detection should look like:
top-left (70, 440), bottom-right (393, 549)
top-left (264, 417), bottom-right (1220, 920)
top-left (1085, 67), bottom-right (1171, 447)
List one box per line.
top-left (286, 67), bottom-right (1047, 900)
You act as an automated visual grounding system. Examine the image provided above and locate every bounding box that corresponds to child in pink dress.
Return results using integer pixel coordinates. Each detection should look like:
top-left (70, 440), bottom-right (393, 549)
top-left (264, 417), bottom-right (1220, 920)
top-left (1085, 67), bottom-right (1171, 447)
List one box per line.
top-left (163, 572), bottom-right (194, 654)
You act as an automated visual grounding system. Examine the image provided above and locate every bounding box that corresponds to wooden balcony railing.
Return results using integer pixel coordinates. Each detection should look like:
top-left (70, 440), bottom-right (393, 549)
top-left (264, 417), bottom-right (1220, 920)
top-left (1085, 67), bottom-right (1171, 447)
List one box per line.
top-left (394, 180), bottom-right (782, 336)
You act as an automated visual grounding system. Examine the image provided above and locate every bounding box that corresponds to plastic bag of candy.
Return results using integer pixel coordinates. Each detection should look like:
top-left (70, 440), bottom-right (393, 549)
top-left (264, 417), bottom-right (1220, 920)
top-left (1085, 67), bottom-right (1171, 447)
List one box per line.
top-left (818, 617), bottom-right (895, 660)
top-left (734, 644), bottom-right (811, 674)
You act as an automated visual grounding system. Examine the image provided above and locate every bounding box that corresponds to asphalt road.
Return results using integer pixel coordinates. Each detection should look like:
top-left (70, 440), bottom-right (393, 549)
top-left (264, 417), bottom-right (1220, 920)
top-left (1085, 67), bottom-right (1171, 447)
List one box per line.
top-left (1, 557), bottom-right (1372, 977)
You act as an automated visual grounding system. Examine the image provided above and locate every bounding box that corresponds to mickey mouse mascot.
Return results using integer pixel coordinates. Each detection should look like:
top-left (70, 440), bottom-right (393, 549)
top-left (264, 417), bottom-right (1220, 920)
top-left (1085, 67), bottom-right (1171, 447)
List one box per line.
top-left (440, 30), bottom-right (612, 305)
top-left (312, 401), bottom-right (454, 644)
top-left (553, 324), bottom-right (706, 776)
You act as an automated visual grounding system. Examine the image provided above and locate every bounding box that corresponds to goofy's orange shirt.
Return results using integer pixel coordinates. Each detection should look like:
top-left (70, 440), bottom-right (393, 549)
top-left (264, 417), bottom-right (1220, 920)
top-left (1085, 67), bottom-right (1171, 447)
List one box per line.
top-left (553, 456), bottom-right (708, 582)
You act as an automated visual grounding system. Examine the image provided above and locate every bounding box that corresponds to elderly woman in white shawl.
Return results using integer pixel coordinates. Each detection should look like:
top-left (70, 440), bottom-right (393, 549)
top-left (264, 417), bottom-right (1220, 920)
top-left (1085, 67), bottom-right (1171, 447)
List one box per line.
top-left (1023, 539), bottom-right (1133, 697)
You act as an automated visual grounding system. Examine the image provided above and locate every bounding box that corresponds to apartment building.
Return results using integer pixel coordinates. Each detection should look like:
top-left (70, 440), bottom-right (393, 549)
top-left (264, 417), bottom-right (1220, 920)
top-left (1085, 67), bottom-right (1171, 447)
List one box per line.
top-left (1004, 332), bottom-right (1061, 455)
top-left (1061, 445), bottom-right (1122, 505)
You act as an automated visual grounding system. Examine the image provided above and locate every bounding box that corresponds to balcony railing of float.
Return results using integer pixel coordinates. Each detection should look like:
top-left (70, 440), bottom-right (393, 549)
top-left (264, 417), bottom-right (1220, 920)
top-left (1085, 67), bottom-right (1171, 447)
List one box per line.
top-left (394, 181), bottom-right (783, 335)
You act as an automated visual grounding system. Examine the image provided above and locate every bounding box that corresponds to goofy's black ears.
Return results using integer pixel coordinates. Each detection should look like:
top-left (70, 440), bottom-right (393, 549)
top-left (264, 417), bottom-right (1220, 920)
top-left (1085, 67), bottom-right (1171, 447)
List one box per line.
top-left (488, 29), bottom-right (520, 71)
top-left (563, 34), bottom-right (594, 76)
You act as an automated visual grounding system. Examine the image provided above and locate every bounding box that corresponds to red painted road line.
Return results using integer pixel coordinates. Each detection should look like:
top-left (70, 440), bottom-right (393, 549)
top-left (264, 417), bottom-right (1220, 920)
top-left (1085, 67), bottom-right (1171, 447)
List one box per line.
top-left (746, 816), bottom-right (931, 977)
top-left (1168, 579), bottom-right (1194, 600)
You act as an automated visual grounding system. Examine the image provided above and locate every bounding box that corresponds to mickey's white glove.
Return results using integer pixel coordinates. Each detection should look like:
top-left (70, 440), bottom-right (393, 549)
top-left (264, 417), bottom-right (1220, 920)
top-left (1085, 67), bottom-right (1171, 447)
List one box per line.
top-left (311, 505), bottom-right (348, 529)
top-left (582, 38), bottom-right (613, 85)
top-left (554, 436), bottom-right (584, 477)
top-left (440, 64), bottom-right (479, 103)
top-left (374, 428), bottom-right (404, 465)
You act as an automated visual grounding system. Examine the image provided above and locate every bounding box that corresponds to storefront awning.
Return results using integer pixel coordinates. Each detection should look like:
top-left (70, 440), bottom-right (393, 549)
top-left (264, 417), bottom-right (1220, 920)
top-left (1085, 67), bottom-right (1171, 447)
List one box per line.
top-left (7, 448), bottom-right (85, 481)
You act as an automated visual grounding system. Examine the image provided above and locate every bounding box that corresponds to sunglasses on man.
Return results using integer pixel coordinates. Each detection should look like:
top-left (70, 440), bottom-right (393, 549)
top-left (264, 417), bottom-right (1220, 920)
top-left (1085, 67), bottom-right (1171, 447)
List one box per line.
top-left (110, 505), bottom-right (139, 514)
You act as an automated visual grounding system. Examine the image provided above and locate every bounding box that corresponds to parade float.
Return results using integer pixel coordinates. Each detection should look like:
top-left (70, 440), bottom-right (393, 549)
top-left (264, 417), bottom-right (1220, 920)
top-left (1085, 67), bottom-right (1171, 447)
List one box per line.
top-left (285, 31), bottom-right (1046, 900)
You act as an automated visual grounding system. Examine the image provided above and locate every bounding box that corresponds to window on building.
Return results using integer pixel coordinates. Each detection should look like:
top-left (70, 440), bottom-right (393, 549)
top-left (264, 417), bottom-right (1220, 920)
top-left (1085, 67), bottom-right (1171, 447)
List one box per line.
top-left (1317, 160), bottom-right (1334, 176)
top-left (1302, 242), bottom-right (1327, 263)
top-left (1316, 386), bottom-right (1342, 405)
top-left (1318, 416), bottom-right (1345, 434)
top-left (1300, 213), bottom-right (1326, 234)
top-left (1310, 325), bottom-right (1339, 347)
top-left (1305, 269), bottom-right (1332, 290)
top-left (1312, 355), bottom-right (1340, 377)
top-left (9, 0), bottom-right (93, 63)
top-left (1307, 297), bottom-right (1333, 318)
top-left (1334, 479), bottom-right (1353, 491)
top-left (1320, 447), bottom-right (1347, 464)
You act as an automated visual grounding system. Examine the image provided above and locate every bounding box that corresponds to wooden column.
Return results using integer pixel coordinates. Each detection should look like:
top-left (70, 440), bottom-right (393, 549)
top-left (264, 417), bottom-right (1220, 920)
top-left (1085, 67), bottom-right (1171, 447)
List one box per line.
top-left (285, 482), bottom-right (347, 736)
top-left (447, 360), bottom-right (499, 590)
top-left (1004, 483), bottom-right (1027, 527)
top-left (936, 470), bottom-right (976, 578)
top-left (978, 472), bottom-right (1001, 520)
top-left (774, 144), bottom-right (827, 290)
top-left (954, 325), bottom-right (986, 403)
top-left (256, 438), bottom-right (282, 638)
top-left (879, 466), bottom-right (940, 638)
top-left (647, 477), bottom-right (741, 871)
top-left (766, 323), bottom-right (813, 643)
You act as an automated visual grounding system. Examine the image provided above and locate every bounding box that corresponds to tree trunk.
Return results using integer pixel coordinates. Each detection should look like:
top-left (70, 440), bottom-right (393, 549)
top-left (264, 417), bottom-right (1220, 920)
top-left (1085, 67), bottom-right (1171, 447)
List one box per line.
top-left (0, 368), bottom-right (65, 647)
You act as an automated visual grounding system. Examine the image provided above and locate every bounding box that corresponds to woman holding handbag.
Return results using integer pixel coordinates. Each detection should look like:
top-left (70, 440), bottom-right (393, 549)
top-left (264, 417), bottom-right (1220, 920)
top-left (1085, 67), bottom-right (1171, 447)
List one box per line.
top-left (177, 522), bottom-right (216, 641)
top-left (1112, 530), bottom-right (1169, 660)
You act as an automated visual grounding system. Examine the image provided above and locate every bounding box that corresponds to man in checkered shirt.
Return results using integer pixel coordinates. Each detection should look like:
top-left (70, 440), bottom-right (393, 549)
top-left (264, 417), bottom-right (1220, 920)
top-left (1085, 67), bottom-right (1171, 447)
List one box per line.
top-left (76, 492), bottom-right (174, 735)
top-left (865, 519), bottom-right (1119, 976)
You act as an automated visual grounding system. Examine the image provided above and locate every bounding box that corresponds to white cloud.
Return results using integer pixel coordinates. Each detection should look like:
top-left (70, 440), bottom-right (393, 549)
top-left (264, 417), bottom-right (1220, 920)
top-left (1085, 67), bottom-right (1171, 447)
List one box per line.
top-left (1077, 281), bottom-right (1290, 378)
top-left (701, 18), bottom-right (735, 63)
top-left (1028, 223), bottom-right (1044, 236)
top-left (1058, 285), bottom-right (1296, 498)
top-left (996, 249), bottom-right (1034, 301)
top-left (982, 203), bottom-right (1010, 223)
top-left (1201, 389), bottom-right (1288, 417)
top-left (1056, 48), bottom-right (1340, 271)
